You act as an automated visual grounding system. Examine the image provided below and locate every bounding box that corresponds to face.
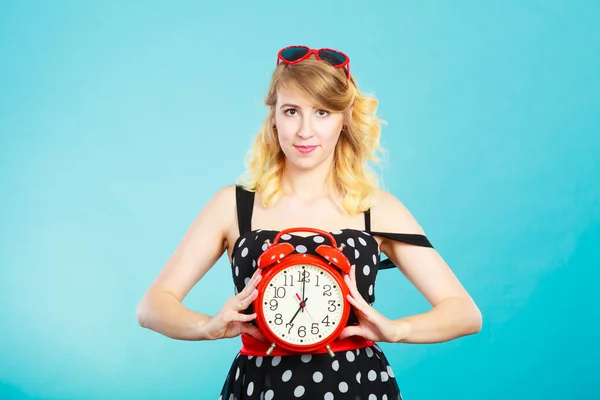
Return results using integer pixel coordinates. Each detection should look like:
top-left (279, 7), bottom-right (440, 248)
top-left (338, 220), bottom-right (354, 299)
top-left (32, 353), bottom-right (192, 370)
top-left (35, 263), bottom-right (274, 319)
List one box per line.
top-left (273, 87), bottom-right (345, 171)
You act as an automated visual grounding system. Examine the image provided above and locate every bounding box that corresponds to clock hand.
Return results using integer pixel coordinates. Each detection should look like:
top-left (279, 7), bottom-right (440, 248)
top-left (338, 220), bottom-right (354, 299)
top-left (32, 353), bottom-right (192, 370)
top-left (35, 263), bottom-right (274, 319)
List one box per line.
top-left (301, 277), bottom-right (306, 312)
top-left (288, 298), bottom-right (308, 325)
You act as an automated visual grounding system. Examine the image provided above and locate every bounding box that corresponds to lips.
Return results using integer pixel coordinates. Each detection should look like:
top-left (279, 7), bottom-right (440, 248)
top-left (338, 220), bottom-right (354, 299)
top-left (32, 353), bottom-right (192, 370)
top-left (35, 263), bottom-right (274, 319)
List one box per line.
top-left (294, 145), bottom-right (318, 154)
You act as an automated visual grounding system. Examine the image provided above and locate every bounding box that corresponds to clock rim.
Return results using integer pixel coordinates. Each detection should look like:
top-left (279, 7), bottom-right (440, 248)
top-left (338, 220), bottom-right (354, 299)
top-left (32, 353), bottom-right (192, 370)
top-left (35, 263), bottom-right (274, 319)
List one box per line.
top-left (254, 253), bottom-right (351, 353)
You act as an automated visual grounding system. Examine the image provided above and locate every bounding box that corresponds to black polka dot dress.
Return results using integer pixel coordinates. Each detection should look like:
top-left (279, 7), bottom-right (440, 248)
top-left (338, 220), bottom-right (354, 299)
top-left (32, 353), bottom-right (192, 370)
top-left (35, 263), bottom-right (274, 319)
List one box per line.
top-left (218, 187), bottom-right (434, 400)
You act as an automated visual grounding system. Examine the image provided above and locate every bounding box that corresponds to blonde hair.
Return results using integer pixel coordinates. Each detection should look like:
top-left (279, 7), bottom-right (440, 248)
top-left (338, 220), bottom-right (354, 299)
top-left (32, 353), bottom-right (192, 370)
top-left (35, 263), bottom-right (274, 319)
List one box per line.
top-left (237, 57), bottom-right (386, 215)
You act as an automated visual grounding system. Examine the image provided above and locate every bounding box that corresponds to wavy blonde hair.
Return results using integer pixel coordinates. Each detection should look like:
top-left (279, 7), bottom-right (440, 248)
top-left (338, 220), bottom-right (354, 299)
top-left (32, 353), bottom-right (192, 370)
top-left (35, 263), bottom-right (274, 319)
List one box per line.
top-left (237, 56), bottom-right (386, 215)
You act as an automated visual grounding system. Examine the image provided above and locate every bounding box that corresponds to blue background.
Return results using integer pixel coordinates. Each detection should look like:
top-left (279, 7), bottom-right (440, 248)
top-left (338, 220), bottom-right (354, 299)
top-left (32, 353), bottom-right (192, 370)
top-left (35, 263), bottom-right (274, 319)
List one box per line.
top-left (1, 1), bottom-right (598, 399)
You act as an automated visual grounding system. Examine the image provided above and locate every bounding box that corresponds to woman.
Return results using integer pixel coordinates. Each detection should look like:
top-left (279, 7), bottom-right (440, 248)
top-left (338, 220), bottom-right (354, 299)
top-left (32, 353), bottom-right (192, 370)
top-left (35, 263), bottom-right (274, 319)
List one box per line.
top-left (137, 45), bottom-right (482, 399)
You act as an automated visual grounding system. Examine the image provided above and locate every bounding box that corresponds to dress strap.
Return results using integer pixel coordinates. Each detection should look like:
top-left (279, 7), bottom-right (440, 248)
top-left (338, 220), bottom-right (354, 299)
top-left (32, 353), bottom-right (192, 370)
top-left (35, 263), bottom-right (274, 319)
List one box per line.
top-left (364, 208), bottom-right (371, 231)
top-left (370, 232), bottom-right (434, 270)
top-left (235, 185), bottom-right (255, 236)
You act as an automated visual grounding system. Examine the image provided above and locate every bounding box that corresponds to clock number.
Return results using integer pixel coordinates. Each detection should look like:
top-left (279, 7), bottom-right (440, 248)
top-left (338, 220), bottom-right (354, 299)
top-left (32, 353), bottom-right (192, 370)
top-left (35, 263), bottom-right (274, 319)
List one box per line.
top-left (314, 275), bottom-right (320, 287)
top-left (327, 300), bottom-right (336, 312)
top-left (297, 270), bottom-right (310, 283)
top-left (285, 322), bottom-right (294, 334)
top-left (273, 286), bottom-right (286, 298)
top-left (323, 285), bottom-right (332, 296)
top-left (311, 323), bottom-right (319, 335)
top-left (274, 313), bottom-right (283, 325)
top-left (269, 299), bottom-right (278, 311)
top-left (321, 315), bottom-right (331, 327)
top-left (283, 274), bottom-right (294, 287)
top-left (298, 326), bottom-right (307, 338)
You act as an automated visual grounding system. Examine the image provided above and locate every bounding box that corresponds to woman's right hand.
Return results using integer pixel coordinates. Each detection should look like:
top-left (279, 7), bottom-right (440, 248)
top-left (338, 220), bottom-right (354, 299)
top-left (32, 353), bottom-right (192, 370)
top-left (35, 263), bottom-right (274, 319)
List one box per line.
top-left (201, 269), bottom-right (266, 341)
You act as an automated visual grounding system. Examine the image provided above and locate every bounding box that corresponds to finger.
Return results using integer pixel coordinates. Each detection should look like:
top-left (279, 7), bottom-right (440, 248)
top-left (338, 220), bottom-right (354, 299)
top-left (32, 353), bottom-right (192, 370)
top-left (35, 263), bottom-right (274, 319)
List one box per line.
top-left (236, 288), bottom-right (259, 311)
top-left (239, 271), bottom-right (262, 297)
top-left (338, 325), bottom-right (362, 340)
top-left (234, 312), bottom-right (257, 322)
top-left (240, 323), bottom-right (267, 341)
top-left (346, 292), bottom-right (368, 316)
top-left (344, 271), bottom-right (368, 307)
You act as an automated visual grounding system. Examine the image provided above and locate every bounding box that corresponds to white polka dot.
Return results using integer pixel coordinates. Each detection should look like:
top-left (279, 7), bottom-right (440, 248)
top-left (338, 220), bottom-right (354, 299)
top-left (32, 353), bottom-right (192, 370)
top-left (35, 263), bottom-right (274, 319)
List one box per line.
top-left (282, 369), bottom-right (292, 382)
top-left (235, 367), bottom-right (240, 380)
top-left (332, 230), bottom-right (342, 234)
top-left (382, 395), bottom-right (388, 400)
top-left (358, 237), bottom-right (367, 246)
top-left (368, 370), bottom-right (377, 381)
top-left (256, 356), bottom-right (263, 367)
top-left (332, 360), bottom-right (339, 371)
top-left (345, 351), bottom-right (355, 362)
top-left (372, 254), bottom-right (377, 264)
top-left (272, 356), bottom-right (281, 367)
top-left (313, 236), bottom-right (325, 243)
top-left (387, 365), bottom-right (395, 378)
top-left (369, 395), bottom-right (377, 400)
top-left (252, 259), bottom-right (256, 268)
top-left (356, 348), bottom-right (360, 356)
top-left (241, 247), bottom-right (249, 257)
top-left (238, 238), bottom-right (246, 247)
top-left (356, 371), bottom-right (361, 383)
top-left (262, 243), bottom-right (268, 251)
top-left (368, 285), bottom-right (373, 296)
top-left (347, 238), bottom-right (355, 247)
top-left (265, 390), bottom-right (274, 400)
top-left (324, 393), bottom-right (334, 400)
top-left (281, 234), bottom-right (292, 240)
top-left (381, 371), bottom-right (389, 382)
top-left (259, 392), bottom-right (264, 400)
top-left (366, 347), bottom-right (374, 358)
top-left (294, 385), bottom-right (305, 397)
top-left (374, 344), bottom-right (382, 352)
top-left (244, 277), bottom-right (250, 286)
top-left (247, 382), bottom-right (254, 396)
top-left (296, 245), bottom-right (307, 253)
top-left (313, 371), bottom-right (323, 383)
top-left (235, 266), bottom-right (239, 276)
top-left (354, 249), bottom-right (360, 258)
top-left (229, 394), bottom-right (234, 400)
top-left (301, 354), bottom-right (312, 363)
top-left (248, 355), bottom-right (254, 360)
top-left (339, 381), bottom-right (348, 393)
top-left (363, 265), bottom-right (371, 275)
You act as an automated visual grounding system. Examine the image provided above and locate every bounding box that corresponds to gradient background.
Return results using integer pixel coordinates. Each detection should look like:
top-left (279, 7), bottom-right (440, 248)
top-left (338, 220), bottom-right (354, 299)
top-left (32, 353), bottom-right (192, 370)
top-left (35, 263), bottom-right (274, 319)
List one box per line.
top-left (1, 1), bottom-right (599, 399)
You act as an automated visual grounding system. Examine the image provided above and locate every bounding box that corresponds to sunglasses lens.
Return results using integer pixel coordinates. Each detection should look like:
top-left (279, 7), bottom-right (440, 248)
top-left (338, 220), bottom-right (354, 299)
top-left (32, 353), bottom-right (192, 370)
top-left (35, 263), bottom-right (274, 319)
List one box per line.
top-left (318, 50), bottom-right (347, 66)
top-left (281, 47), bottom-right (309, 62)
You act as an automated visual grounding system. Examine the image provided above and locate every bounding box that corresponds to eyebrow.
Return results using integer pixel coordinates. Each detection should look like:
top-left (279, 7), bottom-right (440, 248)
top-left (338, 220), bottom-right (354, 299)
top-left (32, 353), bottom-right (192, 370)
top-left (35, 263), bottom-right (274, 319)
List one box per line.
top-left (280, 103), bottom-right (302, 109)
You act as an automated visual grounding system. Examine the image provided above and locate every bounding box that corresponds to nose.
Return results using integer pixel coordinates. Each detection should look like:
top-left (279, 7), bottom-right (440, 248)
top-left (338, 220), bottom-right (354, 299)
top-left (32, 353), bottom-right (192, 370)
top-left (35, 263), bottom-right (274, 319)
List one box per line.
top-left (297, 117), bottom-right (314, 140)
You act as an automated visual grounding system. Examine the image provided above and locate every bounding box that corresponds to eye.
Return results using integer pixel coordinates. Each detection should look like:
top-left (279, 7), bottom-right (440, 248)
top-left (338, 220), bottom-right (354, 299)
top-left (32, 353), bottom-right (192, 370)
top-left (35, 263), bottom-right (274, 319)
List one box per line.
top-left (284, 108), bottom-right (298, 116)
top-left (316, 109), bottom-right (329, 117)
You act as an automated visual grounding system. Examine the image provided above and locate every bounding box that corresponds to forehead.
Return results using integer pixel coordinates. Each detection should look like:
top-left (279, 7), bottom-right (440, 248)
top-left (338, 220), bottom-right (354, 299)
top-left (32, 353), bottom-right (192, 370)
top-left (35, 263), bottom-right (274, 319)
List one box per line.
top-left (275, 86), bottom-right (315, 108)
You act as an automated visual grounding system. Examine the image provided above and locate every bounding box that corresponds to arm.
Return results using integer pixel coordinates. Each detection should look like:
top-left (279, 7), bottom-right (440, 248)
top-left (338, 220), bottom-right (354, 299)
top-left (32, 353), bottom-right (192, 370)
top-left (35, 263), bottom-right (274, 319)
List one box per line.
top-left (136, 185), bottom-right (236, 341)
top-left (375, 190), bottom-right (482, 344)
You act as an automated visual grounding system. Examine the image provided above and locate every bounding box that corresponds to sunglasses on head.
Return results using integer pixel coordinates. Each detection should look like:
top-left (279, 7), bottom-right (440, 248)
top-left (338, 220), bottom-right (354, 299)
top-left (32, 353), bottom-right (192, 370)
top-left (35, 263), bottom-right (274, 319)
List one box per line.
top-left (276, 45), bottom-right (351, 79)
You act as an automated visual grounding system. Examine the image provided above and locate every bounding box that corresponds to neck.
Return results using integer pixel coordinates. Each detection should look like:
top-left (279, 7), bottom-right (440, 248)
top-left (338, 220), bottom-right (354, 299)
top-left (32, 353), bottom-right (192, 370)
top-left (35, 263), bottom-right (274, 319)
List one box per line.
top-left (280, 160), bottom-right (336, 201)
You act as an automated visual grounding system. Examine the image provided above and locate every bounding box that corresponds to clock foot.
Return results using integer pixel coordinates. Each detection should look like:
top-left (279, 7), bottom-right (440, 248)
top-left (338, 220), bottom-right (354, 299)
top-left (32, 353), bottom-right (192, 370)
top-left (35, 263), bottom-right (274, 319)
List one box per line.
top-left (266, 343), bottom-right (277, 356)
top-left (325, 345), bottom-right (335, 358)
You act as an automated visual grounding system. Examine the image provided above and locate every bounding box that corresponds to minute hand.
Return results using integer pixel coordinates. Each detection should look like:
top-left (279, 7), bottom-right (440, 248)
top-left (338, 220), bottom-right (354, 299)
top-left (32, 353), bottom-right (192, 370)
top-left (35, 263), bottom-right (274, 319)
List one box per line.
top-left (288, 298), bottom-right (308, 325)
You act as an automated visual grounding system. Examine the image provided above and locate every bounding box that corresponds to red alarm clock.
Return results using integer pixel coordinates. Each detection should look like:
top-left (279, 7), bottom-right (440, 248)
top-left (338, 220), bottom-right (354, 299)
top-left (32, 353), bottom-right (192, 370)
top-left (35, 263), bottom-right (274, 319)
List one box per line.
top-left (254, 227), bottom-right (352, 357)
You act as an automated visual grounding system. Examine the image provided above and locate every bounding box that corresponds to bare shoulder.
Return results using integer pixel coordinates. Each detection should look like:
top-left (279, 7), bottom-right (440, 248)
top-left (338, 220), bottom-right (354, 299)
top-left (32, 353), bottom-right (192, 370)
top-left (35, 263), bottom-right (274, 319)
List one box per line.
top-left (370, 188), bottom-right (425, 235)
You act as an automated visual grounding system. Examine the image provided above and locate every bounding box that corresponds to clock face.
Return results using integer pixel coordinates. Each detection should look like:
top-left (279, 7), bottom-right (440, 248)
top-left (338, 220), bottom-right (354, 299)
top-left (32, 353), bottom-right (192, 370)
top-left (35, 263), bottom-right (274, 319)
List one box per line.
top-left (260, 263), bottom-right (346, 346)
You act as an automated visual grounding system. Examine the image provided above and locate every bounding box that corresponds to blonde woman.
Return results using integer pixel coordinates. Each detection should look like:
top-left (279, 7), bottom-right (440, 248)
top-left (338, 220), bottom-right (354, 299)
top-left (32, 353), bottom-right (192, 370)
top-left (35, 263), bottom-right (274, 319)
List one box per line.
top-left (137, 45), bottom-right (482, 399)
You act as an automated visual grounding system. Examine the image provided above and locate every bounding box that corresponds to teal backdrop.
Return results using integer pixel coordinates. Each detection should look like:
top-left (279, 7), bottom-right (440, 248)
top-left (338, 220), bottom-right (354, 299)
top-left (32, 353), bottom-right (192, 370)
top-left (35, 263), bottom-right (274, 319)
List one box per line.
top-left (1, 1), bottom-right (598, 399)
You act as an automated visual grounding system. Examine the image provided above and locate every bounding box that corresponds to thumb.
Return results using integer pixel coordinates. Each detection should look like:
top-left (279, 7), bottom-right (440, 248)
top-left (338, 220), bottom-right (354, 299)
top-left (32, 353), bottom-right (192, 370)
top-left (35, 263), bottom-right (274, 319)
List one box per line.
top-left (338, 325), bottom-right (362, 340)
top-left (241, 323), bottom-right (267, 342)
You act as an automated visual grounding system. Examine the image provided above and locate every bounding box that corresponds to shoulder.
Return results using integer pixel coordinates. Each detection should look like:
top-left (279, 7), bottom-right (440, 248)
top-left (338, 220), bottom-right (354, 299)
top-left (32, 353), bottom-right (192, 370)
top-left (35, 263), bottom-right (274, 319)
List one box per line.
top-left (196, 184), bottom-right (238, 230)
top-left (370, 188), bottom-right (425, 235)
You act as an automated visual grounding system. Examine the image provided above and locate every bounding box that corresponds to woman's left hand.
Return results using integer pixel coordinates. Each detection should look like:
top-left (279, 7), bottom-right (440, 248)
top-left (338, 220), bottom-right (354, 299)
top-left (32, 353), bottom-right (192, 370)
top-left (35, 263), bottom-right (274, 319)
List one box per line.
top-left (338, 265), bottom-right (405, 343)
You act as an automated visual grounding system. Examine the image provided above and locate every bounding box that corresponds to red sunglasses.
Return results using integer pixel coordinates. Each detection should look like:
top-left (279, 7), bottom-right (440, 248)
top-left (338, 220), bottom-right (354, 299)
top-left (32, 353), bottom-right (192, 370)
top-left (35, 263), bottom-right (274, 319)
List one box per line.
top-left (276, 45), bottom-right (351, 79)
